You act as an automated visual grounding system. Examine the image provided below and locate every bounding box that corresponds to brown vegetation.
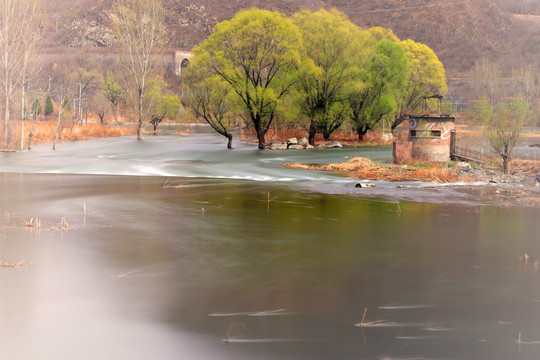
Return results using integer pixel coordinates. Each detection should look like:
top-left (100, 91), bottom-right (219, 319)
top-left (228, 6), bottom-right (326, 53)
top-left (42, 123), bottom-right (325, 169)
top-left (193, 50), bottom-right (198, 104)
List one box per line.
top-left (242, 128), bottom-right (393, 146)
top-left (507, 159), bottom-right (540, 176)
top-left (0, 260), bottom-right (27, 268)
top-left (39, 0), bottom-right (540, 76)
top-left (2, 120), bottom-right (136, 150)
top-left (285, 157), bottom-right (477, 183)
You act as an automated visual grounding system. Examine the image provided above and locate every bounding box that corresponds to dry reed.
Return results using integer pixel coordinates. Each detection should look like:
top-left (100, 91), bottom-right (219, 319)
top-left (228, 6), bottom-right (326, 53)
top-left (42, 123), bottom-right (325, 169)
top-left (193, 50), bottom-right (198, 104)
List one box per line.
top-left (0, 261), bottom-right (28, 268)
top-left (285, 157), bottom-right (478, 183)
top-left (241, 128), bottom-right (393, 146)
top-left (1, 120), bottom-right (137, 150)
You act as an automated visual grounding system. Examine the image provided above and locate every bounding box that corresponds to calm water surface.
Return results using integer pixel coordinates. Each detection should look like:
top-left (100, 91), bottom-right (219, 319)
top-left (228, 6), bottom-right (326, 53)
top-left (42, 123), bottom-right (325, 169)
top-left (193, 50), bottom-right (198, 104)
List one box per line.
top-left (0, 128), bottom-right (539, 360)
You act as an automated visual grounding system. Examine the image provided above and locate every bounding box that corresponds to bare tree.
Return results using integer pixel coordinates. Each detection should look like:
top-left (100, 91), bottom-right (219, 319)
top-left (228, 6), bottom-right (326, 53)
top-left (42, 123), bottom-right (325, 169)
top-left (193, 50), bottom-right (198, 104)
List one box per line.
top-left (53, 87), bottom-right (73, 151)
top-left (112, 0), bottom-right (165, 139)
top-left (90, 92), bottom-right (110, 124)
top-left (471, 60), bottom-right (528, 173)
top-left (511, 63), bottom-right (540, 127)
top-left (486, 98), bottom-right (527, 174)
top-left (19, 1), bottom-right (42, 150)
top-left (102, 71), bottom-right (124, 124)
top-left (0, 0), bottom-right (42, 149)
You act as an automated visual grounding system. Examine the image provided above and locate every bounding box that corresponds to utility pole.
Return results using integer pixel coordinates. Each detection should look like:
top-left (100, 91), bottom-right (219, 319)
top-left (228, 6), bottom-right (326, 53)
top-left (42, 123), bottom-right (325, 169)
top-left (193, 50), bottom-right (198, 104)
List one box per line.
top-left (48, 76), bottom-right (53, 93)
top-left (77, 83), bottom-right (83, 124)
top-left (53, 14), bottom-right (61, 33)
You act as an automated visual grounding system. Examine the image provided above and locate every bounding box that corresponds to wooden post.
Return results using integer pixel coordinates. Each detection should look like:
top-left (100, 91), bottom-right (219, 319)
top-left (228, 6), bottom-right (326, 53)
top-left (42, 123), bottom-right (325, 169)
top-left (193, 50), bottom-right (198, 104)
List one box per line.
top-left (450, 130), bottom-right (456, 160)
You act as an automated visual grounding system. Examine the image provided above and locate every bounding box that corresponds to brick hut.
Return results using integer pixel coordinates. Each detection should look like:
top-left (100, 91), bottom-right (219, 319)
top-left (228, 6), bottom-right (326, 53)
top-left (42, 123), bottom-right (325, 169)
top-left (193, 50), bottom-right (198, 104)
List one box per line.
top-left (393, 113), bottom-right (456, 163)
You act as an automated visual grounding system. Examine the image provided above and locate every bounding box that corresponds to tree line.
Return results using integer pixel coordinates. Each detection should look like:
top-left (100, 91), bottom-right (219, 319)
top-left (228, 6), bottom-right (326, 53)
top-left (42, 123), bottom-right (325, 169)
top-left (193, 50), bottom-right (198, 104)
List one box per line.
top-left (0, 0), bottom-right (182, 150)
top-left (4, 0), bottom-right (532, 168)
top-left (183, 8), bottom-right (447, 149)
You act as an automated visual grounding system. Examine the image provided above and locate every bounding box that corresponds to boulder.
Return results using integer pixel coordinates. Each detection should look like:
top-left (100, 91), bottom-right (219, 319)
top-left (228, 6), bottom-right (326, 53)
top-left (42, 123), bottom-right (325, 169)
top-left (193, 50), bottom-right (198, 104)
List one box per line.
top-left (287, 137), bottom-right (298, 145)
top-left (288, 144), bottom-right (304, 150)
top-left (316, 144), bottom-right (327, 149)
top-left (328, 141), bottom-right (343, 148)
top-left (355, 183), bottom-right (375, 188)
top-left (306, 144), bottom-right (314, 149)
top-left (298, 137), bottom-right (309, 146)
top-left (269, 141), bottom-right (287, 150)
top-left (456, 162), bottom-right (472, 173)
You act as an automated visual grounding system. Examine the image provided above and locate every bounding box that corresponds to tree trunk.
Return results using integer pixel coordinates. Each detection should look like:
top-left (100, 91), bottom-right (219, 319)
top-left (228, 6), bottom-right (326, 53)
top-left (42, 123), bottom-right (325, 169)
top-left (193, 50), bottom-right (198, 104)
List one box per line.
top-left (255, 120), bottom-right (265, 149)
top-left (502, 154), bottom-right (509, 174)
top-left (323, 131), bottom-right (331, 141)
top-left (308, 122), bottom-right (317, 146)
top-left (4, 91), bottom-right (9, 149)
top-left (137, 88), bottom-right (143, 139)
top-left (257, 132), bottom-right (265, 149)
top-left (227, 133), bottom-right (233, 149)
top-left (21, 82), bottom-right (26, 150)
top-left (153, 122), bottom-right (158, 131)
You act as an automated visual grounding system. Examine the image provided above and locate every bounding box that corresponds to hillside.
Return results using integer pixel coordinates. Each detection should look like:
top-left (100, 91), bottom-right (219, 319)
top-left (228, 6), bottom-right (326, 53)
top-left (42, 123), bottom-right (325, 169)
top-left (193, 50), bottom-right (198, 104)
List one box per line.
top-left (41, 0), bottom-right (539, 76)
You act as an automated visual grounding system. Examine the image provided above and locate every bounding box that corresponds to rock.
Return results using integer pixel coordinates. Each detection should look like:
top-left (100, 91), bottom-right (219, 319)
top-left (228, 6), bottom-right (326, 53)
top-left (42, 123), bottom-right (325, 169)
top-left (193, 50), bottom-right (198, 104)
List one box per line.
top-left (316, 144), bottom-right (327, 149)
top-left (535, 182), bottom-right (540, 188)
top-left (288, 144), bottom-right (304, 150)
top-left (456, 162), bottom-right (472, 173)
top-left (298, 137), bottom-right (309, 146)
top-left (328, 141), bottom-right (342, 148)
top-left (306, 145), bottom-right (314, 149)
top-left (287, 137), bottom-right (298, 145)
top-left (355, 183), bottom-right (375, 188)
top-left (269, 141), bottom-right (287, 150)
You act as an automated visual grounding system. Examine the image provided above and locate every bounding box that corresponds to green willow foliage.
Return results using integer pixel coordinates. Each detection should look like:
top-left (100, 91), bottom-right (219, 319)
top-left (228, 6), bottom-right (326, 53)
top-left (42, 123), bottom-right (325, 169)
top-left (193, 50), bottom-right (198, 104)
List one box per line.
top-left (188, 8), bottom-right (446, 147)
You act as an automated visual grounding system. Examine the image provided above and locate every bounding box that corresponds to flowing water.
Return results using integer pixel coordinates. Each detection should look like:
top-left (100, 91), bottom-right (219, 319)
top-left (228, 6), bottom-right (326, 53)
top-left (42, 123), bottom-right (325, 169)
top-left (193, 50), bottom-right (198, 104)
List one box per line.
top-left (0, 127), bottom-right (539, 360)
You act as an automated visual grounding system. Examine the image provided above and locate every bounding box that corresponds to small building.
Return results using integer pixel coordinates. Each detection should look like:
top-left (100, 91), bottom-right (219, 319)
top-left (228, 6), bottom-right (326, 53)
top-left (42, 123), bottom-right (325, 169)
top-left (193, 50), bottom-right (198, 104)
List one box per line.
top-left (393, 113), bottom-right (456, 163)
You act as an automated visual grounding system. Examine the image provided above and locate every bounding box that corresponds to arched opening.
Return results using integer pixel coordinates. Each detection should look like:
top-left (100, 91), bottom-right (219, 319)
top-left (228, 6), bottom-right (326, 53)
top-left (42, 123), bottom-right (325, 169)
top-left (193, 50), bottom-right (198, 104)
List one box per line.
top-left (181, 58), bottom-right (190, 69)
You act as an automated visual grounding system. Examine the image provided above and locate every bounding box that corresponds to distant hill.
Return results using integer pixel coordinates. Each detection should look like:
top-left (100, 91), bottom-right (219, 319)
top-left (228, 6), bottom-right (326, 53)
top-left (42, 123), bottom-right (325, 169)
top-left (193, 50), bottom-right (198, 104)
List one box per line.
top-left (41, 0), bottom-right (539, 77)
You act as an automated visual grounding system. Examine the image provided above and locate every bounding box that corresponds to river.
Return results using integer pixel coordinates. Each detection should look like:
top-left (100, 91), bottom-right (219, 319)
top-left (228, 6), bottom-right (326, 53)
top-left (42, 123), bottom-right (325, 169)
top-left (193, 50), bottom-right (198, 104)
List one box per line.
top-left (0, 127), bottom-right (539, 360)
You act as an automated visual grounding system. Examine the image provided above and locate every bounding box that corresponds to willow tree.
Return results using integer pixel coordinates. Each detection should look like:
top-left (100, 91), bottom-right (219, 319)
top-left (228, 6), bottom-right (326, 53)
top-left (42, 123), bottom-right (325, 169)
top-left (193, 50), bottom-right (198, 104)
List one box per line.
top-left (102, 71), bottom-right (124, 124)
top-left (195, 9), bottom-right (302, 149)
top-left (293, 9), bottom-right (369, 145)
top-left (349, 39), bottom-right (409, 140)
top-left (143, 76), bottom-right (181, 131)
top-left (391, 39), bottom-right (447, 131)
top-left (0, 0), bottom-right (42, 149)
top-left (486, 98), bottom-right (527, 174)
top-left (113, 0), bottom-right (165, 139)
top-left (183, 54), bottom-right (235, 148)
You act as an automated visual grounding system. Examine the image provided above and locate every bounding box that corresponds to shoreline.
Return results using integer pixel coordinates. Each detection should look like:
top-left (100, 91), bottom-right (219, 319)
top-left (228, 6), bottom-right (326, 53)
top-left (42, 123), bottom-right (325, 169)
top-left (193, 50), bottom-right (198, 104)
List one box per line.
top-left (285, 157), bottom-right (540, 207)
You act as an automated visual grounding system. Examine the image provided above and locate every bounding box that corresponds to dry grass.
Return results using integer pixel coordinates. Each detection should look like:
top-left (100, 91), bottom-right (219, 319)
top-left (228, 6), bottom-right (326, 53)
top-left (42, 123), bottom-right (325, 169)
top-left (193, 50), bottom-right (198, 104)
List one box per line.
top-left (241, 128), bottom-right (393, 146)
top-left (285, 157), bottom-right (478, 183)
top-left (0, 260), bottom-right (28, 268)
top-left (508, 159), bottom-right (540, 175)
top-left (0, 120), bottom-right (137, 150)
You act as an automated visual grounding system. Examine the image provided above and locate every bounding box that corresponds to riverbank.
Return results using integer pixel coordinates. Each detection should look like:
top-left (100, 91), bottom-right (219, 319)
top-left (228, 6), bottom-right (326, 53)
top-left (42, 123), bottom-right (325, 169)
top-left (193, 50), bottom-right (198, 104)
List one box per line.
top-left (285, 157), bottom-right (540, 207)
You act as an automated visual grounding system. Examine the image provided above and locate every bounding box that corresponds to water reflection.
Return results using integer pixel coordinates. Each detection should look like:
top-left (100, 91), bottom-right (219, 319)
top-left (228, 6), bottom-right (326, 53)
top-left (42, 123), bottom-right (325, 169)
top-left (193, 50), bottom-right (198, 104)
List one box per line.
top-left (0, 134), bottom-right (538, 359)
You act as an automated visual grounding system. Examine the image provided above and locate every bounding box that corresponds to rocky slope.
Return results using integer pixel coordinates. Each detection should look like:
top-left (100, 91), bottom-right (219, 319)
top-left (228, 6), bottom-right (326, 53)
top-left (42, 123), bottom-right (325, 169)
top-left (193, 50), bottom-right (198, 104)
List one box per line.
top-left (42, 0), bottom-right (538, 76)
